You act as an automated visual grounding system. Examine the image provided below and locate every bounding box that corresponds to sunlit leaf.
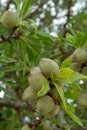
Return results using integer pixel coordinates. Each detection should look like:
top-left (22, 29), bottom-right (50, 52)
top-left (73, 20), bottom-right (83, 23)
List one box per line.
top-left (20, 0), bottom-right (32, 18)
top-left (38, 80), bottom-right (50, 97)
top-left (61, 58), bottom-right (72, 68)
top-left (65, 89), bottom-right (81, 100)
top-left (58, 68), bottom-right (74, 80)
top-left (0, 66), bottom-right (23, 73)
top-left (63, 72), bottom-right (87, 84)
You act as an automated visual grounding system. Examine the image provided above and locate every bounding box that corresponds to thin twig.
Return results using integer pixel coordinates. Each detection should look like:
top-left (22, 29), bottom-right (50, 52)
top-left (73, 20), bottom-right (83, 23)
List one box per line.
top-left (0, 99), bottom-right (32, 110)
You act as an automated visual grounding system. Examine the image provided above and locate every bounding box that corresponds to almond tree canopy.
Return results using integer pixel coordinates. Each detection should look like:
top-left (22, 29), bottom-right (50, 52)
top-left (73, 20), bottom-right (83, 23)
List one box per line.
top-left (0, 0), bottom-right (87, 130)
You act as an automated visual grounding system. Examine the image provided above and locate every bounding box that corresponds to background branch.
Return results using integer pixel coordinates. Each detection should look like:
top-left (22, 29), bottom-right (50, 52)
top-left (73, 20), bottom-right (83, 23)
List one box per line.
top-left (0, 99), bottom-right (32, 110)
top-left (62, 0), bottom-right (72, 37)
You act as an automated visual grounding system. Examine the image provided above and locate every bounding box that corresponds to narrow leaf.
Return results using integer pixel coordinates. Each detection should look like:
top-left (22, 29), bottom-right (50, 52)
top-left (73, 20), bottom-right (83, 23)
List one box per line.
top-left (65, 89), bottom-right (81, 100)
top-left (0, 66), bottom-right (23, 73)
top-left (38, 80), bottom-right (50, 97)
top-left (63, 72), bottom-right (87, 84)
top-left (58, 68), bottom-right (74, 80)
top-left (20, 0), bottom-right (32, 18)
top-left (61, 58), bottom-right (72, 68)
top-left (65, 104), bottom-right (82, 126)
top-left (54, 83), bottom-right (67, 108)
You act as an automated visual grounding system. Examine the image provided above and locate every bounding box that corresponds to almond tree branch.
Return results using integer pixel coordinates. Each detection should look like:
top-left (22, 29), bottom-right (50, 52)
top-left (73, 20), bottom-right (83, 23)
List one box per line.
top-left (0, 99), bottom-right (32, 110)
top-left (6, 0), bottom-right (13, 10)
top-left (5, 0), bottom-right (16, 10)
top-left (0, 26), bottom-right (19, 43)
top-left (0, 34), bottom-right (19, 43)
top-left (62, 0), bottom-right (73, 37)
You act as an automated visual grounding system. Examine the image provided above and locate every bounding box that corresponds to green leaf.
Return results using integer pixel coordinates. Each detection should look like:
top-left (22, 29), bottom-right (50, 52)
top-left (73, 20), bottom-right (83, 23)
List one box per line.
top-left (65, 31), bottom-right (87, 48)
top-left (65, 89), bottom-right (81, 100)
top-left (66, 103), bottom-right (75, 113)
top-left (37, 80), bottom-right (50, 97)
top-left (75, 31), bottom-right (86, 47)
top-left (69, 83), bottom-right (81, 90)
top-left (58, 67), bottom-right (74, 80)
top-left (37, 31), bottom-right (55, 45)
top-left (15, 0), bottom-right (21, 6)
top-left (65, 33), bottom-right (76, 47)
top-left (54, 83), bottom-right (67, 108)
top-left (15, 0), bottom-right (21, 15)
top-left (0, 66), bottom-right (23, 73)
top-left (15, 0), bottom-right (21, 9)
top-left (61, 58), bottom-right (72, 68)
top-left (62, 72), bottom-right (87, 84)
top-left (0, 56), bottom-right (17, 63)
top-left (54, 83), bottom-right (82, 126)
top-left (64, 104), bottom-right (83, 126)
top-left (20, 0), bottom-right (32, 18)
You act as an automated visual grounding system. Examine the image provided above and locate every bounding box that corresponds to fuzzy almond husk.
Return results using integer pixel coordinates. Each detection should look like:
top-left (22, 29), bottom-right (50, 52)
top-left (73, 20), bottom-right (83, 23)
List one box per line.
top-left (22, 86), bottom-right (38, 102)
top-left (73, 48), bottom-right (87, 64)
top-left (1, 11), bottom-right (19, 28)
top-left (71, 62), bottom-right (81, 72)
top-left (42, 120), bottom-right (56, 130)
top-left (48, 105), bottom-right (60, 116)
top-left (78, 92), bottom-right (87, 108)
top-left (21, 124), bottom-right (32, 130)
top-left (36, 95), bottom-right (55, 114)
top-left (81, 66), bottom-right (87, 76)
top-left (39, 58), bottom-right (59, 77)
top-left (29, 70), bottom-right (48, 93)
top-left (30, 66), bottom-right (41, 74)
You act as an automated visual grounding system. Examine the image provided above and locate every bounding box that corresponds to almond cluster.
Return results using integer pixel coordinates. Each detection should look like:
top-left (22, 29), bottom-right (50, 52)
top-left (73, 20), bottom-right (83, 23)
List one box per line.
top-left (22, 58), bottom-right (60, 117)
top-left (70, 48), bottom-right (87, 74)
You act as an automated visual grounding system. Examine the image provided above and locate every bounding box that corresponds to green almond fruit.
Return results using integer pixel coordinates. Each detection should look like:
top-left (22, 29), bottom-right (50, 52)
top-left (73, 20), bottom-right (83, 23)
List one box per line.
top-left (39, 58), bottom-right (59, 77)
top-left (22, 86), bottom-right (38, 102)
top-left (29, 70), bottom-right (48, 93)
top-left (81, 66), bottom-right (87, 75)
top-left (71, 62), bottom-right (81, 72)
top-left (21, 124), bottom-right (32, 130)
top-left (42, 120), bottom-right (54, 130)
top-left (1, 11), bottom-right (19, 28)
top-left (48, 105), bottom-right (60, 116)
top-left (30, 66), bottom-right (41, 74)
top-left (78, 92), bottom-right (87, 108)
top-left (50, 87), bottom-right (59, 100)
top-left (73, 48), bottom-right (87, 64)
top-left (36, 95), bottom-right (55, 114)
